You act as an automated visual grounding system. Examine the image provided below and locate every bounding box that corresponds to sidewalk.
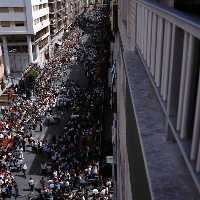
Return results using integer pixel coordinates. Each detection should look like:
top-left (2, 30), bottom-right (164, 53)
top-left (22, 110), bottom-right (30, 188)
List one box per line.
top-left (10, 62), bottom-right (79, 199)
top-left (0, 73), bottom-right (21, 97)
top-left (11, 125), bottom-right (48, 199)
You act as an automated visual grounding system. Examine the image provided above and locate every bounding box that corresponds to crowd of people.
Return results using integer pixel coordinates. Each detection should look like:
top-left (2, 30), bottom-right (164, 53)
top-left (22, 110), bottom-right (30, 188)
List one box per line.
top-left (0, 6), bottom-right (112, 199)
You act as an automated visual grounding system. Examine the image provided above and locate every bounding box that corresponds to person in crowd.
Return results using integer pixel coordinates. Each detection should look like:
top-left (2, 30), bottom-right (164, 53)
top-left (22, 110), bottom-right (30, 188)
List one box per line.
top-left (22, 163), bottom-right (28, 178)
top-left (28, 177), bottom-right (35, 192)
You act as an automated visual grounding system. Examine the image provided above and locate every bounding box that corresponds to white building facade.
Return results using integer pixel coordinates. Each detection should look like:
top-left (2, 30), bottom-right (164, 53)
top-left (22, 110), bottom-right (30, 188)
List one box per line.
top-left (0, 0), bottom-right (50, 75)
top-left (48, 0), bottom-right (85, 57)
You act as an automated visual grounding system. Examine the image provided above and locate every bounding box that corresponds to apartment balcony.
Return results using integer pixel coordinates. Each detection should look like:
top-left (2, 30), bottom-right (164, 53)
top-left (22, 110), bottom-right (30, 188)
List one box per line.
top-left (33, 19), bottom-right (50, 34)
top-left (32, 7), bottom-right (49, 20)
top-left (115, 0), bottom-right (200, 199)
top-left (31, 0), bottom-right (48, 4)
top-left (33, 31), bottom-right (50, 45)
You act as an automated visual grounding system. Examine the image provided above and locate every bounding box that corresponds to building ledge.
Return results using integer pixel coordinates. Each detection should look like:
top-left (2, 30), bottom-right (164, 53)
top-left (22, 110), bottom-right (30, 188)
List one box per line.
top-left (123, 50), bottom-right (200, 200)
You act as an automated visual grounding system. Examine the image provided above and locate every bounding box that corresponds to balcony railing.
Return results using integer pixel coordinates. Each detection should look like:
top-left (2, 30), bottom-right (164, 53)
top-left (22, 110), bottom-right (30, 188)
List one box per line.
top-left (136, 0), bottom-right (200, 191)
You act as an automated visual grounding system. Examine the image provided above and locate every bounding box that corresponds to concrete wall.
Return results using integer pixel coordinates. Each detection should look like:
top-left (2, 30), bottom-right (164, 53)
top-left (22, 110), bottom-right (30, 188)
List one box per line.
top-left (118, 0), bottom-right (136, 51)
top-left (112, 1), bottom-right (137, 199)
top-left (9, 52), bottom-right (29, 72)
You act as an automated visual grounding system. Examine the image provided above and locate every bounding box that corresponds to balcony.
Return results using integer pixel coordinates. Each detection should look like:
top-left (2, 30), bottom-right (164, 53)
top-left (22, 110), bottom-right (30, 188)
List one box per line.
top-left (34, 32), bottom-right (50, 45)
top-left (33, 19), bottom-right (50, 33)
top-left (135, 0), bottom-right (200, 194)
top-left (32, 7), bottom-right (49, 20)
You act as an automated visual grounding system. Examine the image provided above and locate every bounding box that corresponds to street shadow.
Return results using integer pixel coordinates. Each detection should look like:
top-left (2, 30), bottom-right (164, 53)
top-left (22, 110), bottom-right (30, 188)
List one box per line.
top-left (16, 174), bottom-right (26, 178)
top-left (28, 64), bottom-right (88, 176)
top-left (28, 114), bottom-right (69, 176)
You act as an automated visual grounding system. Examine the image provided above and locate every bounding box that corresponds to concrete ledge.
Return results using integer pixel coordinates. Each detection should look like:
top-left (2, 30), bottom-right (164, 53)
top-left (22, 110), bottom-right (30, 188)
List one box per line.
top-left (123, 50), bottom-right (200, 200)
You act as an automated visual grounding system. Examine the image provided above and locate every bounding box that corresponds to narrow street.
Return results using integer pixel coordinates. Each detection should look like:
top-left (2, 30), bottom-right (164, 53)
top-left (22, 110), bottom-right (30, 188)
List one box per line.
top-left (0, 6), bottom-right (113, 200)
top-left (13, 60), bottom-right (88, 199)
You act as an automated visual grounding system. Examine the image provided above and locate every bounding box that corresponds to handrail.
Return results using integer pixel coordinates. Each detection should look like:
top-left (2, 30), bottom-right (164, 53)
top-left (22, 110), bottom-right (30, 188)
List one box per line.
top-left (136, 0), bottom-right (200, 39)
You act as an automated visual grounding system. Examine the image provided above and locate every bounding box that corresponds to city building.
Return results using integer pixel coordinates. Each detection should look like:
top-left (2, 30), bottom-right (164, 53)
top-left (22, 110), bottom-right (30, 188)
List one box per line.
top-left (64, 0), bottom-right (84, 27)
top-left (48, 0), bottom-right (84, 56)
top-left (0, 0), bottom-right (50, 76)
top-left (48, 0), bottom-right (66, 44)
top-left (111, 0), bottom-right (200, 199)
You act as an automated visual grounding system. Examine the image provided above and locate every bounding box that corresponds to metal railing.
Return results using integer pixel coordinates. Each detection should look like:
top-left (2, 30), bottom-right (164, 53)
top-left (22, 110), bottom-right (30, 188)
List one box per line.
top-left (136, 0), bottom-right (200, 191)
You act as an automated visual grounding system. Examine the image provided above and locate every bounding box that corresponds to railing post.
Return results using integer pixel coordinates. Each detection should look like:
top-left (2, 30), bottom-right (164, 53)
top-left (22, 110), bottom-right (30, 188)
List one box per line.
top-left (138, 5), bottom-right (142, 50)
top-left (150, 13), bottom-right (157, 76)
top-left (191, 71), bottom-right (200, 161)
top-left (136, 3), bottom-right (139, 47)
top-left (166, 24), bottom-right (176, 140)
top-left (144, 8), bottom-right (148, 62)
top-left (180, 34), bottom-right (195, 139)
top-left (161, 21), bottom-right (172, 101)
top-left (141, 6), bottom-right (145, 56)
top-left (155, 16), bottom-right (164, 87)
top-left (176, 32), bottom-right (189, 131)
top-left (147, 11), bottom-right (152, 68)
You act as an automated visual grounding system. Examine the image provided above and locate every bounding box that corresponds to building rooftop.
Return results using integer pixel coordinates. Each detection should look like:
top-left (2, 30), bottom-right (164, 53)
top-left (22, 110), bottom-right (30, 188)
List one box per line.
top-left (124, 50), bottom-right (200, 200)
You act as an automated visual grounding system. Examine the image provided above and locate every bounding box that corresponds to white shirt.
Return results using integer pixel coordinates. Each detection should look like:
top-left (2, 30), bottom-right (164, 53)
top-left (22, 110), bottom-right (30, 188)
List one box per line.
top-left (92, 189), bottom-right (99, 195)
top-left (22, 164), bottom-right (28, 170)
top-left (65, 181), bottom-right (70, 186)
top-left (29, 179), bottom-right (34, 186)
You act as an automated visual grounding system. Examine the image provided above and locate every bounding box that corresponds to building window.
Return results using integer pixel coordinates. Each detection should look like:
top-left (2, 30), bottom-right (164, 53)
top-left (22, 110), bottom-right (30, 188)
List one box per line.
top-left (33, 5), bottom-right (39, 11)
top-left (8, 46), bottom-right (27, 53)
top-left (1, 21), bottom-right (10, 27)
top-left (43, 3), bottom-right (48, 8)
top-left (39, 37), bottom-right (49, 49)
top-left (15, 21), bottom-right (25, 27)
top-left (34, 18), bottom-right (40, 25)
top-left (13, 7), bottom-right (24, 12)
top-left (39, 15), bottom-right (48, 23)
top-left (0, 7), bottom-right (9, 13)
